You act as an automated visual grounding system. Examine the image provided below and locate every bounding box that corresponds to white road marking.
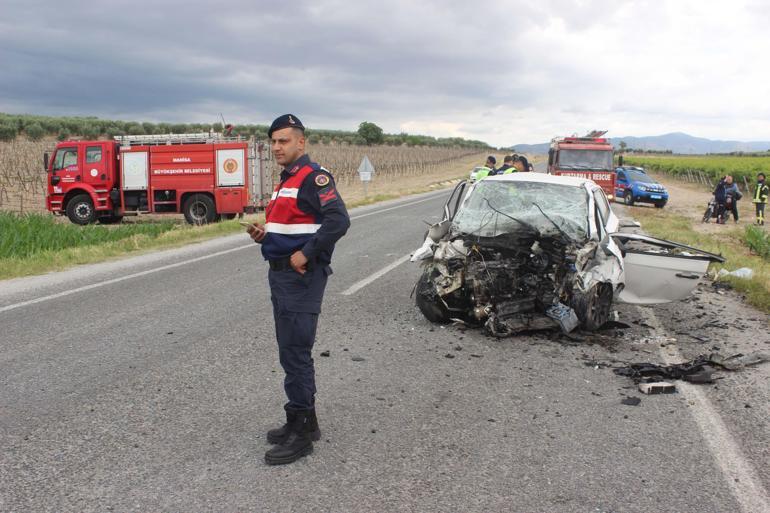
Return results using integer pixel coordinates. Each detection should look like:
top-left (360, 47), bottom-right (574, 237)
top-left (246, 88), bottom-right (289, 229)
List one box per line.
top-left (0, 245), bottom-right (252, 314)
top-left (341, 254), bottom-right (411, 296)
top-left (349, 193), bottom-right (447, 220)
top-left (638, 307), bottom-right (770, 513)
top-left (1, 192), bottom-right (446, 313)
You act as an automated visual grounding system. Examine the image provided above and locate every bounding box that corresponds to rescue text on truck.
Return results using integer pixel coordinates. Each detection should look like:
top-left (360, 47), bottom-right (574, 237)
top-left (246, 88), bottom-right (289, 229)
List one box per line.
top-left (547, 131), bottom-right (616, 201)
top-left (45, 133), bottom-right (270, 225)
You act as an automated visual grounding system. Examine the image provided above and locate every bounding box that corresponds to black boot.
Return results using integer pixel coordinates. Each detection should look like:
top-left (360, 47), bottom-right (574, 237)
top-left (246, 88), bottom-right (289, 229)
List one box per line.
top-left (264, 410), bottom-right (314, 465)
top-left (267, 408), bottom-right (321, 444)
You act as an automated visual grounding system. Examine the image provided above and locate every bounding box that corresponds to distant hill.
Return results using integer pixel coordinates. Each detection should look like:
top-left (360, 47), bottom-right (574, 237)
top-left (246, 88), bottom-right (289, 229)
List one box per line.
top-left (512, 132), bottom-right (770, 155)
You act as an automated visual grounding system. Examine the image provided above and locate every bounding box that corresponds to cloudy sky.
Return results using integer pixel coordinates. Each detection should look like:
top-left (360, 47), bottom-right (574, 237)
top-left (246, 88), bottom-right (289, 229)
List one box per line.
top-left (1, 0), bottom-right (768, 146)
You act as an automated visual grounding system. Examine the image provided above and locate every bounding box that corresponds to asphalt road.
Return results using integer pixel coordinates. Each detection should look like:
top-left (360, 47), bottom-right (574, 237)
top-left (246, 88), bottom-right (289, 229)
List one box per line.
top-left (1, 189), bottom-right (768, 513)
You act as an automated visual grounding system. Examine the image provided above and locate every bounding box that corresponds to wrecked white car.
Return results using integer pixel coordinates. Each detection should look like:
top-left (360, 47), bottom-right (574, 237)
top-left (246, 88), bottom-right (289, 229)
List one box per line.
top-left (412, 174), bottom-right (724, 336)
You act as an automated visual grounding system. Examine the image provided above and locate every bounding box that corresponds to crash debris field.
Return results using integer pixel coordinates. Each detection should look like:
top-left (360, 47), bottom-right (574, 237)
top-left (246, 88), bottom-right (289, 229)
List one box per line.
top-left (1, 188), bottom-right (768, 512)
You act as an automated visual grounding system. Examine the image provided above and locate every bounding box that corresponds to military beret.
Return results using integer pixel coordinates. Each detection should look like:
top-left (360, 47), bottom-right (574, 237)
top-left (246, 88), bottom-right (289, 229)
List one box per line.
top-left (268, 114), bottom-right (305, 138)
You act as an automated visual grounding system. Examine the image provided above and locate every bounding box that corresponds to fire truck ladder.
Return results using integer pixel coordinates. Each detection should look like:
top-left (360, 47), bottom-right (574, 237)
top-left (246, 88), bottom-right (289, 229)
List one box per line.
top-left (114, 133), bottom-right (246, 147)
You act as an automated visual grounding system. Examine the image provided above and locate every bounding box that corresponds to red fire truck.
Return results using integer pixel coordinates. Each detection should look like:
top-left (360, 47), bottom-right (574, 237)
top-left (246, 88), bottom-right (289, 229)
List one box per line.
top-left (547, 131), bottom-right (616, 201)
top-left (45, 133), bottom-right (271, 224)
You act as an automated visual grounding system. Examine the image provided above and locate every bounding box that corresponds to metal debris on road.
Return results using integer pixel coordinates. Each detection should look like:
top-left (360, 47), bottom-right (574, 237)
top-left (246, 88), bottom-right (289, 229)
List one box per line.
top-left (638, 382), bottom-right (676, 395)
top-left (614, 352), bottom-right (770, 385)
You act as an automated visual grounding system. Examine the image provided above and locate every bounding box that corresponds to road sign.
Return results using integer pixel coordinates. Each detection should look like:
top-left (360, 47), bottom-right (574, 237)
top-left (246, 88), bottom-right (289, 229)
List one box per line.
top-left (358, 156), bottom-right (374, 182)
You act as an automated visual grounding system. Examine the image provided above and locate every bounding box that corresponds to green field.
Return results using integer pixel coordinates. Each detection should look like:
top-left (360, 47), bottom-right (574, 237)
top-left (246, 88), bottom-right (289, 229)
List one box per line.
top-left (624, 154), bottom-right (770, 185)
top-left (0, 212), bottom-right (248, 279)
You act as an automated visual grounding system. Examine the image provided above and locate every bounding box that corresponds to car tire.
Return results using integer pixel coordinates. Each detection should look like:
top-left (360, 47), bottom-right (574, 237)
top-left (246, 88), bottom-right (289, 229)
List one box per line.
top-left (98, 215), bottom-right (124, 224)
top-left (623, 191), bottom-right (635, 206)
top-left (182, 194), bottom-right (217, 225)
top-left (572, 282), bottom-right (613, 331)
top-left (415, 269), bottom-right (451, 324)
top-left (66, 194), bottom-right (97, 225)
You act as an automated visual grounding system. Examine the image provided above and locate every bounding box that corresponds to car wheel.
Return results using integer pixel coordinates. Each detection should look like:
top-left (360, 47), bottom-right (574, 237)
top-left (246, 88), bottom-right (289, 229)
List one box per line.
top-left (623, 191), bottom-right (635, 206)
top-left (182, 194), bottom-right (217, 225)
top-left (66, 194), bottom-right (96, 225)
top-left (572, 283), bottom-right (613, 331)
top-left (98, 215), bottom-right (124, 224)
top-left (415, 269), bottom-right (451, 324)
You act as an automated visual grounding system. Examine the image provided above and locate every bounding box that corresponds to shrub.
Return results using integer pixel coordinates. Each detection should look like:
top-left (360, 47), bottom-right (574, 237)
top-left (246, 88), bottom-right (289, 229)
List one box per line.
top-left (0, 121), bottom-right (19, 141)
top-left (357, 121), bottom-right (384, 145)
top-left (82, 125), bottom-right (101, 139)
top-left (25, 122), bottom-right (45, 140)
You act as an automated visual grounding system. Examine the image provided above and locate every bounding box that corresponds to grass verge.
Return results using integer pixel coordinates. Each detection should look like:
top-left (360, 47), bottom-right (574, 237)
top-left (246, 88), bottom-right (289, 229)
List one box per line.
top-left (629, 207), bottom-right (770, 314)
top-left (0, 212), bottom-right (255, 280)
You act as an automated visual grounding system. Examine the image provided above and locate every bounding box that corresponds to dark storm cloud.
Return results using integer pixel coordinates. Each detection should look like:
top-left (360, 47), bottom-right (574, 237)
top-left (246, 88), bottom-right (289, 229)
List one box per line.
top-left (0, 0), bottom-right (543, 126)
top-left (1, 0), bottom-right (767, 144)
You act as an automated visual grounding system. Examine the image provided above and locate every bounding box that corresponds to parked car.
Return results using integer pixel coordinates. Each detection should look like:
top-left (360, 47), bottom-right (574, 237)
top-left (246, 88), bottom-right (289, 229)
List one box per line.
top-left (615, 166), bottom-right (669, 208)
top-left (411, 174), bottom-right (723, 336)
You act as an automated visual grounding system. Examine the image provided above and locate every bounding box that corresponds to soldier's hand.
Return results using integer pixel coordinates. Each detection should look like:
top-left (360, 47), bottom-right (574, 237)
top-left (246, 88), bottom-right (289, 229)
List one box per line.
top-left (246, 222), bottom-right (266, 243)
top-left (290, 250), bottom-right (308, 274)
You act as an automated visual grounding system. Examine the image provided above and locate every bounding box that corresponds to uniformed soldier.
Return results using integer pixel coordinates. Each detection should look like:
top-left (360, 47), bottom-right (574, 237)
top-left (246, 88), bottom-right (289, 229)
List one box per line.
top-left (246, 114), bottom-right (350, 465)
top-left (495, 155), bottom-right (515, 175)
top-left (485, 155), bottom-right (497, 173)
top-left (753, 172), bottom-right (768, 225)
top-left (512, 155), bottom-right (530, 173)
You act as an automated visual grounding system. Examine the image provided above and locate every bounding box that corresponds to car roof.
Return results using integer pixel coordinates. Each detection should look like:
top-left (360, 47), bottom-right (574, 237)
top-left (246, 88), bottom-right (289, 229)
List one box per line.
top-left (482, 172), bottom-right (593, 189)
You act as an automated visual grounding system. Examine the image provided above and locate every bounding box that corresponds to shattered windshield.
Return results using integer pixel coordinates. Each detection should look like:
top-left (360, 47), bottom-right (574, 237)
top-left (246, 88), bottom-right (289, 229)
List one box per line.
top-left (452, 180), bottom-right (589, 240)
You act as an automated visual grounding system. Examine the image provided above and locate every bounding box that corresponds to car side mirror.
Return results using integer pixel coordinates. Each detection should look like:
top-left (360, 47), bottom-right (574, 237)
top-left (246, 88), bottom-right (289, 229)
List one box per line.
top-left (427, 219), bottom-right (451, 242)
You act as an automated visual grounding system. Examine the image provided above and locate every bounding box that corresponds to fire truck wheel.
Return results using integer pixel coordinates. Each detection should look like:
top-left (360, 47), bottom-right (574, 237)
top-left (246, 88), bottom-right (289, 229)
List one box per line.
top-left (98, 215), bottom-right (124, 224)
top-left (182, 194), bottom-right (217, 225)
top-left (66, 194), bottom-right (97, 225)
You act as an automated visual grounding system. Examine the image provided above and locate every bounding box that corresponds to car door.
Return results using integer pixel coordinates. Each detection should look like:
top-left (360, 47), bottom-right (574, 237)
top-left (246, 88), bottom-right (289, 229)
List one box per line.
top-left (610, 233), bottom-right (725, 304)
top-left (615, 170), bottom-right (627, 197)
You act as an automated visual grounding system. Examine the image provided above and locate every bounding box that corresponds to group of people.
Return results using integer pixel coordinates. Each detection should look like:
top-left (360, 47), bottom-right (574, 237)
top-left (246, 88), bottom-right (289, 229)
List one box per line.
top-left (712, 173), bottom-right (769, 225)
top-left (477, 154), bottom-right (533, 178)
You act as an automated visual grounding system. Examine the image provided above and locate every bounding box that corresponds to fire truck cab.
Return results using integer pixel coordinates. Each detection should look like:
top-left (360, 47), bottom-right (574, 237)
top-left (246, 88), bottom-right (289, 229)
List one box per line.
top-left (46, 133), bottom-right (262, 224)
top-left (547, 131), bottom-right (616, 201)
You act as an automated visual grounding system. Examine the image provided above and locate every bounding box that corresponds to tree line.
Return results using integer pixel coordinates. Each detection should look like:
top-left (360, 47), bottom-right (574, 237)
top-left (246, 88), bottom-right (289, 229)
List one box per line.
top-left (0, 113), bottom-right (491, 149)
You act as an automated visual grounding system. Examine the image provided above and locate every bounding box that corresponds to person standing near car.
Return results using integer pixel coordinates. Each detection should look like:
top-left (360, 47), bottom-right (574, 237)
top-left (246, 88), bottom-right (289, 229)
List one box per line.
top-left (485, 155), bottom-right (497, 173)
top-left (752, 173), bottom-right (768, 225)
top-left (513, 155), bottom-right (530, 173)
top-left (495, 155), bottom-right (515, 175)
top-left (246, 114), bottom-right (350, 465)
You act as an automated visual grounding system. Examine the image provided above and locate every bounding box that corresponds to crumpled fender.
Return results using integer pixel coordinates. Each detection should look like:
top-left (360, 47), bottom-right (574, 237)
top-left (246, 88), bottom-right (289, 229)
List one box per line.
top-left (411, 238), bottom-right (435, 262)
